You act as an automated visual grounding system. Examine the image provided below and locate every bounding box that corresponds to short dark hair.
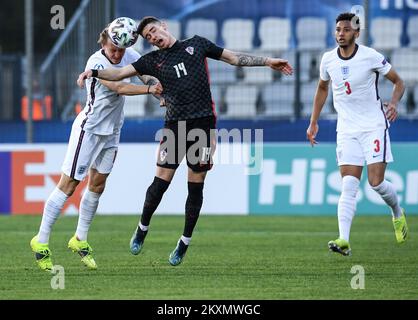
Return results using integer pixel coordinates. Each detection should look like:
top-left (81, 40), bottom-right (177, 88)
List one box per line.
top-left (336, 12), bottom-right (360, 30)
top-left (138, 16), bottom-right (161, 37)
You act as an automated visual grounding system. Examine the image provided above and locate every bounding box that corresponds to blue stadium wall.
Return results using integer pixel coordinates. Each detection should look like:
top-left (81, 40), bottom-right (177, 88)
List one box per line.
top-left (1, 119), bottom-right (418, 143)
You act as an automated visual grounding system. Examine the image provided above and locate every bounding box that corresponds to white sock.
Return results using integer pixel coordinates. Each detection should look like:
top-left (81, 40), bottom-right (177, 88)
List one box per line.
top-left (139, 223), bottom-right (148, 231)
top-left (338, 176), bottom-right (360, 242)
top-left (181, 235), bottom-right (191, 245)
top-left (75, 190), bottom-right (101, 241)
top-left (372, 180), bottom-right (402, 218)
top-left (38, 188), bottom-right (69, 244)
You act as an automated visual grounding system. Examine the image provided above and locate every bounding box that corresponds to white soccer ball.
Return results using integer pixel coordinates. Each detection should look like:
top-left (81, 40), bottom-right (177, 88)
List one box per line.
top-left (107, 17), bottom-right (139, 49)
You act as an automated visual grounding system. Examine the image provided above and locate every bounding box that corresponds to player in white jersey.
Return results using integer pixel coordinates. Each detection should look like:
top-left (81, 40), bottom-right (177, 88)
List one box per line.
top-left (306, 13), bottom-right (408, 256)
top-left (30, 24), bottom-right (163, 271)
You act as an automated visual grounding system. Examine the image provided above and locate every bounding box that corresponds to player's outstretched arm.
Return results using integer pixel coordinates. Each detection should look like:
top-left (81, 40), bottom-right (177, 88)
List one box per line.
top-left (219, 49), bottom-right (293, 75)
top-left (384, 68), bottom-right (405, 122)
top-left (77, 64), bottom-right (138, 88)
top-left (306, 79), bottom-right (329, 147)
top-left (100, 80), bottom-right (163, 96)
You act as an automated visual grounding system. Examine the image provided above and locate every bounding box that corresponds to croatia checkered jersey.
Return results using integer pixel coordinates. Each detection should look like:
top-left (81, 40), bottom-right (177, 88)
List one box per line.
top-left (320, 44), bottom-right (392, 133)
top-left (131, 35), bottom-right (224, 121)
top-left (79, 48), bottom-right (141, 135)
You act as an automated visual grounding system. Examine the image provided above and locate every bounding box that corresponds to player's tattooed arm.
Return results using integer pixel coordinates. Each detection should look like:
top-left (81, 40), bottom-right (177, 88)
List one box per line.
top-left (138, 75), bottom-right (158, 86)
top-left (219, 49), bottom-right (293, 75)
top-left (139, 75), bottom-right (164, 104)
top-left (236, 54), bottom-right (267, 66)
top-left (220, 49), bottom-right (267, 66)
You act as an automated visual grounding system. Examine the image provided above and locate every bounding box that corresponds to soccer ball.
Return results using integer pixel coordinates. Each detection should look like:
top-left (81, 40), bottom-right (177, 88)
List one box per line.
top-left (107, 17), bottom-right (139, 49)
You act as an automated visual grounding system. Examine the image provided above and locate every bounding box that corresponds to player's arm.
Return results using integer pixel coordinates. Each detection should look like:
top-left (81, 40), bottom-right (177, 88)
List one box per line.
top-left (384, 68), bottom-right (405, 122)
top-left (306, 79), bottom-right (329, 147)
top-left (219, 49), bottom-right (293, 75)
top-left (137, 75), bottom-right (166, 106)
top-left (77, 64), bottom-right (138, 88)
top-left (100, 80), bottom-right (163, 96)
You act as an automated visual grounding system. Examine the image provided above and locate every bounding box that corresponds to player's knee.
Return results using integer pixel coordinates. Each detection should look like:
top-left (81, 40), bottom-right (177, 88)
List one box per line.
top-left (146, 176), bottom-right (170, 201)
top-left (88, 178), bottom-right (107, 194)
top-left (88, 183), bottom-right (105, 194)
top-left (188, 169), bottom-right (207, 183)
top-left (369, 177), bottom-right (384, 188)
top-left (341, 175), bottom-right (360, 198)
top-left (57, 176), bottom-right (79, 196)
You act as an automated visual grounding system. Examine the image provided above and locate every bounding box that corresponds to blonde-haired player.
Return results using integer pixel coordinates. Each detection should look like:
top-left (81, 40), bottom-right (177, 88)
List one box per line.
top-left (30, 24), bottom-right (162, 271)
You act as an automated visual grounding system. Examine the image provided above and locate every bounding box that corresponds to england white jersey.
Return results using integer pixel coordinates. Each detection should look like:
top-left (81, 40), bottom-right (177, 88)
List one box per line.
top-left (320, 44), bottom-right (392, 133)
top-left (76, 47), bottom-right (141, 135)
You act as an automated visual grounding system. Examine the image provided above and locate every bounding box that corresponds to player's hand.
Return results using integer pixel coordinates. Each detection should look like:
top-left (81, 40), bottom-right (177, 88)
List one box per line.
top-left (384, 102), bottom-right (398, 122)
top-left (268, 58), bottom-right (293, 76)
top-left (77, 70), bottom-right (93, 89)
top-left (306, 122), bottom-right (319, 147)
top-left (149, 83), bottom-right (163, 95)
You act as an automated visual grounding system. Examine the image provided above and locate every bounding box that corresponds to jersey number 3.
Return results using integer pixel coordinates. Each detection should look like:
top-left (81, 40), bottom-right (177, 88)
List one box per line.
top-left (374, 139), bottom-right (380, 153)
top-left (174, 62), bottom-right (188, 78)
top-left (344, 81), bottom-right (352, 95)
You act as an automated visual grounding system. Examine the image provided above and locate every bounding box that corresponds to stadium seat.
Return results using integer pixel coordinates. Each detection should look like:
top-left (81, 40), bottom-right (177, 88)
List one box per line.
top-left (132, 19), bottom-right (145, 53)
top-left (378, 79), bottom-right (408, 115)
top-left (242, 67), bottom-right (273, 84)
top-left (279, 50), bottom-right (296, 83)
top-left (258, 17), bottom-right (291, 52)
top-left (185, 18), bottom-right (217, 43)
top-left (123, 95), bottom-right (146, 117)
top-left (21, 95), bottom-right (52, 121)
top-left (262, 82), bottom-right (295, 117)
top-left (222, 18), bottom-right (254, 51)
top-left (225, 84), bottom-right (258, 117)
top-left (299, 51), bottom-right (322, 83)
top-left (145, 95), bottom-right (165, 117)
top-left (412, 86), bottom-right (418, 114)
top-left (391, 48), bottom-right (418, 83)
top-left (207, 58), bottom-right (237, 84)
top-left (370, 17), bottom-right (402, 51)
top-left (296, 17), bottom-right (327, 50)
top-left (132, 36), bottom-right (144, 54)
top-left (300, 82), bottom-right (333, 117)
top-left (407, 15), bottom-right (418, 48)
top-left (166, 19), bottom-right (181, 40)
top-left (210, 84), bottom-right (224, 114)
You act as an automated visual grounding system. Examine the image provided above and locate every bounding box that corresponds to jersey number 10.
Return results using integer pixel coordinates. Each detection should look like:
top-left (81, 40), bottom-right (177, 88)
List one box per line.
top-left (174, 62), bottom-right (188, 78)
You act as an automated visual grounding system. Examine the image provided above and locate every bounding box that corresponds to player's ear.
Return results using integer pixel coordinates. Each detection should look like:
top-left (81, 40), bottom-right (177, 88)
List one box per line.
top-left (161, 21), bottom-right (168, 31)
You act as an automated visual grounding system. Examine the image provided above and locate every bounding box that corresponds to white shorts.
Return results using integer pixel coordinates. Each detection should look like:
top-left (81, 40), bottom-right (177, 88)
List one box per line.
top-left (61, 123), bottom-right (120, 181)
top-left (336, 128), bottom-right (393, 166)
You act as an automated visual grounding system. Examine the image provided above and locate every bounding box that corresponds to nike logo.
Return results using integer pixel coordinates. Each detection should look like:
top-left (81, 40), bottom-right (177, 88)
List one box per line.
top-left (156, 60), bottom-right (166, 68)
top-left (373, 154), bottom-right (381, 158)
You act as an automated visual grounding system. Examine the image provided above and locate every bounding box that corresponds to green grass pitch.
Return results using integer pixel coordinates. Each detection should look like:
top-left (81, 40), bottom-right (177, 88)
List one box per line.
top-left (0, 215), bottom-right (417, 300)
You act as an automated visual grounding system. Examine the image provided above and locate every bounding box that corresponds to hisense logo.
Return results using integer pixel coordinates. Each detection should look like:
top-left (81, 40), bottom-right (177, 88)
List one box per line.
top-left (258, 158), bottom-right (418, 206)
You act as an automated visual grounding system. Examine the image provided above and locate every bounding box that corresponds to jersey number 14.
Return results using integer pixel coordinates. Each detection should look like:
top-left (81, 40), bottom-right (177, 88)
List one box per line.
top-left (174, 62), bottom-right (188, 78)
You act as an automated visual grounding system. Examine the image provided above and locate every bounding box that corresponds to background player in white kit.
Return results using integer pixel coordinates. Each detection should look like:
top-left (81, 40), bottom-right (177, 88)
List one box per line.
top-left (30, 23), bottom-right (162, 271)
top-left (306, 13), bottom-right (408, 256)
